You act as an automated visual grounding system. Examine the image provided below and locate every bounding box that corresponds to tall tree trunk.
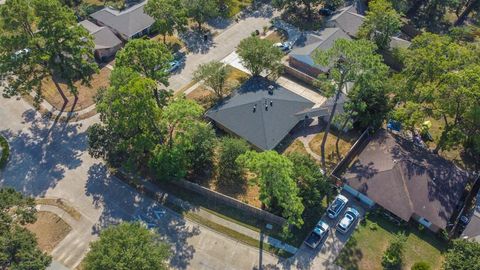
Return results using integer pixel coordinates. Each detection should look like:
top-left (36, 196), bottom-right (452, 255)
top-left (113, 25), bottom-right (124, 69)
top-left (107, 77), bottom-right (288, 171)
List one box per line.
top-left (335, 116), bottom-right (351, 159)
top-left (455, 0), bottom-right (480, 26)
top-left (320, 82), bottom-right (344, 171)
top-left (153, 88), bottom-right (162, 108)
top-left (163, 33), bottom-right (167, 43)
top-left (407, 0), bottom-right (427, 18)
top-left (434, 115), bottom-right (450, 153)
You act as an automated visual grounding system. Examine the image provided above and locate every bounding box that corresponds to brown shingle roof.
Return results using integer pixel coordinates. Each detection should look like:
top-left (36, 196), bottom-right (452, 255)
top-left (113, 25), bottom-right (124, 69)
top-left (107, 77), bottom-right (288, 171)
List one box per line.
top-left (343, 129), bottom-right (469, 229)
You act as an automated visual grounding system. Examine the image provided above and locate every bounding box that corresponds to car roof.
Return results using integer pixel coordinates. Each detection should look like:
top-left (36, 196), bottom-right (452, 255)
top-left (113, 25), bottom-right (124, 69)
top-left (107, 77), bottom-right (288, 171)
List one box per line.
top-left (346, 207), bottom-right (360, 216)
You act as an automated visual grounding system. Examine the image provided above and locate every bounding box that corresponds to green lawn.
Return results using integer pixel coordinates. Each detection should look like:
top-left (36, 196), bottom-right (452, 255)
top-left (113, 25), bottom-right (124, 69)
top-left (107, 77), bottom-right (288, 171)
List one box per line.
top-left (335, 213), bottom-right (447, 270)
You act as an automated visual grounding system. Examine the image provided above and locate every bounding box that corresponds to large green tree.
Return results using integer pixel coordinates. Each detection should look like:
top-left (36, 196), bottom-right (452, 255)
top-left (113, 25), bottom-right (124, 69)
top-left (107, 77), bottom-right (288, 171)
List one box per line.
top-left (272, 0), bottom-right (321, 20)
top-left (393, 33), bottom-right (480, 153)
top-left (145, 0), bottom-right (188, 43)
top-left (194, 61), bottom-right (230, 99)
top-left (359, 0), bottom-right (403, 50)
top-left (183, 0), bottom-right (218, 30)
top-left (0, 188), bottom-right (52, 270)
top-left (237, 36), bottom-right (283, 77)
top-left (83, 222), bottom-right (170, 270)
top-left (0, 0), bottom-right (98, 104)
top-left (115, 39), bottom-right (173, 107)
top-left (443, 239), bottom-right (480, 270)
top-left (314, 38), bottom-right (387, 171)
top-left (87, 68), bottom-right (162, 168)
top-left (217, 137), bottom-right (250, 185)
top-left (237, 151), bottom-right (304, 230)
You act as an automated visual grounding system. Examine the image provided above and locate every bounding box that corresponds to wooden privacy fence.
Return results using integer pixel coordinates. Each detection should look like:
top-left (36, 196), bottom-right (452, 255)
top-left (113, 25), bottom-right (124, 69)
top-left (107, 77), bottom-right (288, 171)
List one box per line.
top-left (173, 180), bottom-right (286, 226)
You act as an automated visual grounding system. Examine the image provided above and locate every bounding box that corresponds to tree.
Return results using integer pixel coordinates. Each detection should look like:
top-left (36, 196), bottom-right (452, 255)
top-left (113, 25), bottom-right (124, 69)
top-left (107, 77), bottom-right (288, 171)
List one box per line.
top-left (87, 69), bottom-right (162, 168)
top-left (322, 0), bottom-right (344, 10)
top-left (443, 239), bottom-right (480, 270)
top-left (194, 61), bottom-right (230, 99)
top-left (454, 0), bottom-right (480, 26)
top-left (0, 188), bottom-right (52, 270)
top-left (237, 36), bottom-right (283, 77)
top-left (393, 33), bottom-right (480, 153)
top-left (381, 233), bottom-right (406, 269)
top-left (287, 153), bottom-right (330, 220)
top-left (217, 137), bottom-right (250, 183)
top-left (145, 0), bottom-right (188, 43)
top-left (0, 0), bottom-right (98, 105)
top-left (179, 122), bottom-right (217, 176)
top-left (183, 0), bottom-right (218, 30)
top-left (313, 38), bottom-right (387, 171)
top-left (272, 0), bottom-right (321, 20)
top-left (236, 151), bottom-right (304, 230)
top-left (358, 0), bottom-right (403, 50)
top-left (115, 39), bottom-right (173, 107)
top-left (83, 222), bottom-right (170, 270)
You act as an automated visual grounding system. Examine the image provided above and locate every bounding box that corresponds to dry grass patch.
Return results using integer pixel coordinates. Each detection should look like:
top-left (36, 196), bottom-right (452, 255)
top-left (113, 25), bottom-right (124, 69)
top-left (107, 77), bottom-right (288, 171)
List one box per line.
top-left (42, 66), bottom-right (110, 112)
top-left (151, 34), bottom-right (185, 52)
top-left (25, 211), bottom-right (72, 253)
top-left (265, 29), bottom-right (288, 43)
top-left (186, 86), bottom-right (216, 109)
top-left (281, 139), bottom-right (309, 157)
top-left (36, 198), bottom-right (82, 221)
top-left (309, 131), bottom-right (358, 171)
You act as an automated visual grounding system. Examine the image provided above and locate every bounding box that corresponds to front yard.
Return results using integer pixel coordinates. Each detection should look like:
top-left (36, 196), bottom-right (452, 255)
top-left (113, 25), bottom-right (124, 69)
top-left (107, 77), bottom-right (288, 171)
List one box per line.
top-left (335, 212), bottom-right (447, 270)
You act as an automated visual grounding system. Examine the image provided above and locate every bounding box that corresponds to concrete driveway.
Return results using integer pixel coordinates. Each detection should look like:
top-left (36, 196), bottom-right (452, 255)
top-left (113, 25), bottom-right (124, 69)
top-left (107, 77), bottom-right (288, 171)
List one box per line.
top-left (282, 191), bottom-right (367, 270)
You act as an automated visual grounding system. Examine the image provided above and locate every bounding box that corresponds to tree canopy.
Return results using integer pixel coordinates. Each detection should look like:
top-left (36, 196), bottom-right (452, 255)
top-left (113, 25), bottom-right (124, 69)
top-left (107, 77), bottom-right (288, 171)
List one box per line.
top-left (83, 222), bottom-right (170, 270)
top-left (237, 151), bottom-right (304, 230)
top-left (237, 36), bottom-right (283, 77)
top-left (182, 0), bottom-right (218, 29)
top-left (359, 0), bottom-right (403, 50)
top-left (443, 239), bottom-right (480, 270)
top-left (194, 61), bottom-right (230, 99)
top-left (0, 188), bottom-right (52, 270)
top-left (0, 0), bottom-right (98, 103)
top-left (145, 0), bottom-right (188, 43)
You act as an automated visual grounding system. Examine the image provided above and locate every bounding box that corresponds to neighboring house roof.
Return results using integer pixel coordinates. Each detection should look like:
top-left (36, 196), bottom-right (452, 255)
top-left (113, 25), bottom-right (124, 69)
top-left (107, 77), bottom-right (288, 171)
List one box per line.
top-left (289, 28), bottom-right (351, 72)
top-left (389, 36), bottom-right (412, 49)
top-left (461, 191), bottom-right (480, 242)
top-left (79, 20), bottom-right (122, 50)
top-left (328, 5), bottom-right (365, 37)
top-left (90, 1), bottom-right (154, 39)
top-left (206, 76), bottom-right (314, 150)
top-left (343, 129), bottom-right (470, 230)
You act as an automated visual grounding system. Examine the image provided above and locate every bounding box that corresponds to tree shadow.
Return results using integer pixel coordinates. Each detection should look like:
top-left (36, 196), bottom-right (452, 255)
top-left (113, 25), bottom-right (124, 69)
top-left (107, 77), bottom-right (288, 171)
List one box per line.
top-left (179, 30), bottom-right (215, 54)
top-left (0, 109), bottom-right (86, 197)
top-left (85, 163), bottom-right (199, 269)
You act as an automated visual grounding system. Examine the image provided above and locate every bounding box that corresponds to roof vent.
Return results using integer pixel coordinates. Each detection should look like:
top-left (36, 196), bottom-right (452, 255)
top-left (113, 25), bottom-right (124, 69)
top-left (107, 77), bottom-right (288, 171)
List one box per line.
top-left (265, 104), bottom-right (268, 111)
top-left (253, 105), bottom-right (256, 113)
top-left (270, 100), bottom-right (273, 107)
top-left (268, 85), bottom-right (274, 95)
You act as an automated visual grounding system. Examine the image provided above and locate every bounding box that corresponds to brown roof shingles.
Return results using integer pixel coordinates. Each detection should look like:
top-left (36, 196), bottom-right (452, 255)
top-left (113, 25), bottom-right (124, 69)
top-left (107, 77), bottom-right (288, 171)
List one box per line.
top-left (343, 129), bottom-right (469, 229)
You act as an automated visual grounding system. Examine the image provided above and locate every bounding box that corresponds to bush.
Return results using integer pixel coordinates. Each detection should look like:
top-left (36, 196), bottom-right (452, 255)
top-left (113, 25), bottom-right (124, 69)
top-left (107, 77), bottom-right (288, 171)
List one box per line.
top-left (369, 222), bottom-right (378, 231)
top-left (411, 261), bottom-right (431, 270)
top-left (381, 233), bottom-right (406, 269)
top-left (0, 135), bottom-right (9, 169)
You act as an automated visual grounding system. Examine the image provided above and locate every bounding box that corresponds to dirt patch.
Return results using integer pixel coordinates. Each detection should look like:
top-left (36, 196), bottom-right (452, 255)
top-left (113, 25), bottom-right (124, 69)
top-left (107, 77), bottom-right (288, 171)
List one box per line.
top-left (309, 130), bottom-right (359, 171)
top-left (25, 211), bottom-right (72, 253)
top-left (41, 66), bottom-right (110, 112)
top-left (265, 29), bottom-right (288, 43)
top-left (36, 198), bottom-right (81, 221)
top-left (186, 86), bottom-right (216, 109)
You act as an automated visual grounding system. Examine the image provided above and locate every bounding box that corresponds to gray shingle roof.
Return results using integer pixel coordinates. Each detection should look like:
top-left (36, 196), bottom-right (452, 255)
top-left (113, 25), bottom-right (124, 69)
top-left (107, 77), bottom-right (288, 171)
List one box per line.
top-left (79, 20), bottom-right (122, 50)
top-left (344, 129), bottom-right (470, 229)
top-left (289, 28), bottom-right (351, 72)
top-left (206, 76), bottom-right (314, 150)
top-left (328, 5), bottom-right (365, 37)
top-left (90, 1), bottom-right (154, 39)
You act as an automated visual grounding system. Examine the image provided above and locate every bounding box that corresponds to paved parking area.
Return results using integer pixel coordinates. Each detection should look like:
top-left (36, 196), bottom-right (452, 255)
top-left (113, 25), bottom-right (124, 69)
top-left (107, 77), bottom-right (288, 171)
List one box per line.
top-left (288, 191), bottom-right (368, 269)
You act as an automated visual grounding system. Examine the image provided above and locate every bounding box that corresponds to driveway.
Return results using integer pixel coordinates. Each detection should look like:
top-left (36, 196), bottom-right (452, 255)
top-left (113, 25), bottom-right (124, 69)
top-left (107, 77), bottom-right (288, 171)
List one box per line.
top-left (168, 4), bottom-right (278, 92)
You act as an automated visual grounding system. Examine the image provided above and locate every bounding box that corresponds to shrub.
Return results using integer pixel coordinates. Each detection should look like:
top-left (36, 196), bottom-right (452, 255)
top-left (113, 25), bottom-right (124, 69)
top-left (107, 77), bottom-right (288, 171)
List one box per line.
top-left (411, 261), bottom-right (431, 270)
top-left (381, 233), bottom-right (406, 269)
top-left (369, 222), bottom-right (378, 231)
top-left (0, 135), bottom-right (9, 169)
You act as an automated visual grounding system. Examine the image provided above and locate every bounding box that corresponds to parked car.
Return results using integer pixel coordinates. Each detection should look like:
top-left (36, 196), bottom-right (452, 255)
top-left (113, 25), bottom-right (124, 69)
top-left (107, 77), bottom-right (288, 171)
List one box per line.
top-left (168, 60), bottom-right (181, 73)
top-left (319, 8), bottom-right (333, 16)
top-left (304, 220), bottom-right (329, 249)
top-left (327, 194), bottom-right (349, 219)
top-left (273, 41), bottom-right (293, 52)
top-left (336, 207), bottom-right (360, 234)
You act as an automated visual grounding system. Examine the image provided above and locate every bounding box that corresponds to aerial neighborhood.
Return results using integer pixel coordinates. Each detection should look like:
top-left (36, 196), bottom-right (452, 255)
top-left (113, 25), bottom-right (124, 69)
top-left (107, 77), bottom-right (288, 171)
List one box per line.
top-left (1, 0), bottom-right (480, 270)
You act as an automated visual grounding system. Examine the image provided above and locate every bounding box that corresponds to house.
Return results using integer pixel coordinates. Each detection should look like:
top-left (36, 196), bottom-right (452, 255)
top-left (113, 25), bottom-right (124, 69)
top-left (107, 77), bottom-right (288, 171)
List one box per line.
top-left (79, 20), bottom-right (123, 61)
top-left (288, 28), bottom-right (351, 80)
top-left (90, 1), bottom-right (155, 41)
top-left (325, 4), bottom-right (365, 37)
top-left (341, 129), bottom-right (471, 232)
top-left (205, 76), bottom-right (315, 150)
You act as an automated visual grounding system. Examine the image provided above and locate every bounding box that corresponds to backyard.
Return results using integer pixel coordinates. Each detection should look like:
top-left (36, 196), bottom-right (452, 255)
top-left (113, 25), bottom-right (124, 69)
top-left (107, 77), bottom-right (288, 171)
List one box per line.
top-left (335, 212), bottom-right (447, 270)
top-left (309, 129), bottom-right (359, 171)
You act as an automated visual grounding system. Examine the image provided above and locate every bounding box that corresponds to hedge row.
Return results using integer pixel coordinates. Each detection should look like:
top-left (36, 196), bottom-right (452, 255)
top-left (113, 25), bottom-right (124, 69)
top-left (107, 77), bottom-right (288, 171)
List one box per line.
top-left (0, 135), bottom-right (9, 169)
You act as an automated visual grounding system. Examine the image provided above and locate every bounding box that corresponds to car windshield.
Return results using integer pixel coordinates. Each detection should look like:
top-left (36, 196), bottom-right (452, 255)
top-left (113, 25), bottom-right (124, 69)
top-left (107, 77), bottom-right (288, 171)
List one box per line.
top-left (330, 198), bottom-right (344, 213)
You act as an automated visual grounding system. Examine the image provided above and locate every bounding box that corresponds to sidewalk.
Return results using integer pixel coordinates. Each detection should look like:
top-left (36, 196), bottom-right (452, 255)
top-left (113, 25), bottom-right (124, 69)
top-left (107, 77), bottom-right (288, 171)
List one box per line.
top-left (119, 171), bottom-right (299, 255)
